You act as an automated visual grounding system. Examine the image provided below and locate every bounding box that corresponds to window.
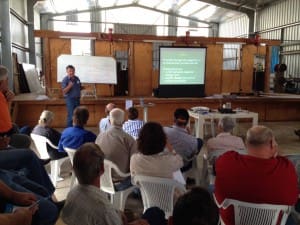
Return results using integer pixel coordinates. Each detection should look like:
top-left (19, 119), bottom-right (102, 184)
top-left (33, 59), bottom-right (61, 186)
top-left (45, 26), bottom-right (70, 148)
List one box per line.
top-left (71, 39), bottom-right (92, 56)
top-left (223, 43), bottom-right (242, 70)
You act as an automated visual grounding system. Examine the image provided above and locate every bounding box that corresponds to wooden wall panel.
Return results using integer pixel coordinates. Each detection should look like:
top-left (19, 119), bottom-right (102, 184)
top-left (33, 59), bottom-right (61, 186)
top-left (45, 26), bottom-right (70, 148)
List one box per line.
top-left (15, 105), bottom-right (44, 127)
top-left (49, 38), bottom-right (71, 91)
top-left (221, 70), bottom-right (241, 93)
top-left (14, 96), bottom-right (300, 128)
top-left (241, 45), bottom-right (255, 93)
top-left (205, 44), bottom-right (223, 96)
top-left (241, 45), bottom-right (266, 93)
top-left (94, 41), bottom-right (114, 96)
top-left (265, 102), bottom-right (300, 121)
top-left (42, 34), bottom-right (269, 98)
top-left (46, 105), bottom-right (67, 127)
top-left (94, 41), bottom-right (130, 96)
top-left (132, 42), bottom-right (153, 96)
top-left (152, 69), bottom-right (159, 90)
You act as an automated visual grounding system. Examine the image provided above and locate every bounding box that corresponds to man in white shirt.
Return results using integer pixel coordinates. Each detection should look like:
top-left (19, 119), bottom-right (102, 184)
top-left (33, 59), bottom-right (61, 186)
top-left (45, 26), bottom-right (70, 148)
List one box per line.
top-left (206, 116), bottom-right (245, 154)
top-left (96, 108), bottom-right (137, 189)
top-left (62, 143), bottom-right (148, 225)
top-left (98, 103), bottom-right (116, 133)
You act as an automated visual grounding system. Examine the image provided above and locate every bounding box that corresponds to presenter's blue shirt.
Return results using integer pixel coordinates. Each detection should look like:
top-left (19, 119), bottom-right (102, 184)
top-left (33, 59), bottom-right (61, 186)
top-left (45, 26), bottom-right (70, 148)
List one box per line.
top-left (61, 75), bottom-right (81, 98)
top-left (58, 126), bottom-right (97, 152)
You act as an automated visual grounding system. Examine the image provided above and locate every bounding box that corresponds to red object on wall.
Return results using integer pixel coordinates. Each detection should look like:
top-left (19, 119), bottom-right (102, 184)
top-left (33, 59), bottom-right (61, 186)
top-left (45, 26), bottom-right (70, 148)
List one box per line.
top-left (185, 31), bottom-right (190, 43)
top-left (108, 28), bottom-right (113, 42)
top-left (254, 33), bottom-right (260, 46)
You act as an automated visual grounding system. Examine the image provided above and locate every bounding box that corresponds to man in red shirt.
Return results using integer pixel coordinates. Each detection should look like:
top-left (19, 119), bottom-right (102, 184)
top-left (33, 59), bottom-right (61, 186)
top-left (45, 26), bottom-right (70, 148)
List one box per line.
top-left (214, 125), bottom-right (298, 225)
top-left (0, 65), bottom-right (14, 135)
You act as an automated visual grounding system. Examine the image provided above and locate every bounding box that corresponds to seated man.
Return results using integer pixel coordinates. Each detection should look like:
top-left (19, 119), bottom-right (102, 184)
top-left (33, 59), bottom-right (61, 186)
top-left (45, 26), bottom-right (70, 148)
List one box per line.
top-left (214, 125), bottom-right (298, 225)
top-left (0, 143), bottom-right (60, 225)
top-left (96, 108), bottom-right (137, 189)
top-left (98, 102), bottom-right (116, 133)
top-left (169, 187), bottom-right (219, 225)
top-left (61, 142), bottom-right (148, 225)
top-left (0, 180), bottom-right (37, 225)
top-left (0, 65), bottom-right (31, 148)
top-left (122, 107), bottom-right (144, 139)
top-left (0, 65), bottom-right (16, 137)
top-left (31, 110), bottom-right (67, 159)
top-left (164, 108), bottom-right (203, 171)
top-left (58, 106), bottom-right (96, 152)
top-left (206, 116), bottom-right (245, 154)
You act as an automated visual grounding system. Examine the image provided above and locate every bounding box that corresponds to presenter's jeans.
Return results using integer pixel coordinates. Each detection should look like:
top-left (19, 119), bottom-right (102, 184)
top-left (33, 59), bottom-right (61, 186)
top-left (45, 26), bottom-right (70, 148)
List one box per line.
top-left (65, 97), bottom-right (80, 127)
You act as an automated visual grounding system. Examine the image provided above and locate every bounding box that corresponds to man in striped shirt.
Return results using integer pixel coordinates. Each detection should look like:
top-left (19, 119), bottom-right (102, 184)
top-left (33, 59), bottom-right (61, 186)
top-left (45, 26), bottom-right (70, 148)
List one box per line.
top-left (123, 107), bottom-right (144, 139)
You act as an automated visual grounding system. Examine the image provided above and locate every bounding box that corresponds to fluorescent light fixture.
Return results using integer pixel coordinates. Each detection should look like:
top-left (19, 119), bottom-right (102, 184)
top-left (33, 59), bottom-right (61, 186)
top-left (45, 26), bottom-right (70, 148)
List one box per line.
top-left (60, 36), bottom-right (96, 40)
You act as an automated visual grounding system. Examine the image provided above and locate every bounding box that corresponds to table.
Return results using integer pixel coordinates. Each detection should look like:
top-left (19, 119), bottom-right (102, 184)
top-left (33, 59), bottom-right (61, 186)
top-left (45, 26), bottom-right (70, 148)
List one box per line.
top-left (188, 110), bottom-right (258, 139)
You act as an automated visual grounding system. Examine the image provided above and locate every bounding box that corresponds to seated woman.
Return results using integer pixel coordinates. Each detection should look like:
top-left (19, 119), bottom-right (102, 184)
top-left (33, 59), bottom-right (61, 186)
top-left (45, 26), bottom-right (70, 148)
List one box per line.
top-left (31, 110), bottom-right (67, 159)
top-left (130, 122), bottom-right (183, 180)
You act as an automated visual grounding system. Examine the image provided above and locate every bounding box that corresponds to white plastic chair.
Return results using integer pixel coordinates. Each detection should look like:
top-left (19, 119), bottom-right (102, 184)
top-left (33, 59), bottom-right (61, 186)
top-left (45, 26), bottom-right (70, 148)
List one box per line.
top-left (132, 175), bottom-right (186, 218)
top-left (100, 159), bottom-right (136, 211)
top-left (30, 133), bottom-right (67, 187)
top-left (202, 149), bottom-right (246, 186)
top-left (284, 154), bottom-right (300, 190)
top-left (202, 150), bottom-right (230, 186)
top-left (283, 154), bottom-right (300, 223)
top-left (63, 147), bottom-right (78, 189)
top-left (182, 154), bottom-right (201, 185)
top-left (214, 196), bottom-right (292, 225)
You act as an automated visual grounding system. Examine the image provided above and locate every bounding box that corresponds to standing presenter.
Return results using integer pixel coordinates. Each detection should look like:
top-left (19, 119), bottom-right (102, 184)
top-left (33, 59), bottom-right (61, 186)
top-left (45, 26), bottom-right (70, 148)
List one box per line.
top-left (61, 65), bottom-right (82, 127)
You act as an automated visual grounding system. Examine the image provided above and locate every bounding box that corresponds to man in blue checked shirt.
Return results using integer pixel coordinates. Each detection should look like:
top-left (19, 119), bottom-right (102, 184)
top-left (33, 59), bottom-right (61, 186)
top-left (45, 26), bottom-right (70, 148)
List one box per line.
top-left (123, 107), bottom-right (144, 139)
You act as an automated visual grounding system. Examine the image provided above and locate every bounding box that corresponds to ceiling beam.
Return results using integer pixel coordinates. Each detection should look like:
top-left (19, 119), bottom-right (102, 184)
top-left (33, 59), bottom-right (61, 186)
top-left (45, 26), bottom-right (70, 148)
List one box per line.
top-left (256, 0), bottom-right (286, 10)
top-left (188, 5), bottom-right (210, 17)
top-left (175, 0), bottom-right (190, 11)
top-left (153, 0), bottom-right (165, 9)
top-left (34, 29), bottom-right (281, 46)
top-left (196, 0), bottom-right (255, 14)
top-left (136, 4), bottom-right (214, 25)
top-left (43, 2), bottom-right (216, 25)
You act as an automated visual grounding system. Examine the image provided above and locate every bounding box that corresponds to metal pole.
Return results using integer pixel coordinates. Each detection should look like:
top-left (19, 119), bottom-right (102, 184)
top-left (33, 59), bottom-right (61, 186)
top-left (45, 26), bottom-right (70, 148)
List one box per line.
top-left (0, 0), bottom-right (13, 89)
top-left (27, 0), bottom-right (36, 65)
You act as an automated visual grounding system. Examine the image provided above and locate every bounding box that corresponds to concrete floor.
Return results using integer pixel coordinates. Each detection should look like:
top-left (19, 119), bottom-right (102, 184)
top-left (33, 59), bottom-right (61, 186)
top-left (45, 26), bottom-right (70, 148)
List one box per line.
top-left (50, 120), bottom-right (300, 222)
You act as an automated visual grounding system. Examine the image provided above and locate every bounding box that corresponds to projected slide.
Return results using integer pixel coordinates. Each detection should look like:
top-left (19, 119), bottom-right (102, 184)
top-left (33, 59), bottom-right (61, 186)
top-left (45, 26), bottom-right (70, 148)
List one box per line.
top-left (160, 47), bottom-right (206, 85)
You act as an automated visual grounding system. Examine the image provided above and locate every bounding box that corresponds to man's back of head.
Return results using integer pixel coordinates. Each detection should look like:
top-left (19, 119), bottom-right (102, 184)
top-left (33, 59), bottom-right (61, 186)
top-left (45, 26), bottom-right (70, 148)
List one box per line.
top-left (218, 117), bottom-right (235, 133)
top-left (73, 106), bottom-right (89, 127)
top-left (128, 107), bottom-right (139, 120)
top-left (0, 65), bottom-right (8, 80)
top-left (245, 125), bottom-right (277, 158)
top-left (105, 103), bottom-right (116, 115)
top-left (246, 125), bottom-right (273, 147)
top-left (171, 187), bottom-right (219, 225)
top-left (109, 108), bottom-right (125, 127)
top-left (174, 108), bottom-right (189, 127)
top-left (73, 142), bottom-right (104, 186)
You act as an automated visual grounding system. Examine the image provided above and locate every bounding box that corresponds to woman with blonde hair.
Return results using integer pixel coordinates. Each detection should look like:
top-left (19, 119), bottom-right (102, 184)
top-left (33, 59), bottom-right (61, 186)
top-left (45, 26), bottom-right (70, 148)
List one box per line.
top-left (31, 110), bottom-right (67, 159)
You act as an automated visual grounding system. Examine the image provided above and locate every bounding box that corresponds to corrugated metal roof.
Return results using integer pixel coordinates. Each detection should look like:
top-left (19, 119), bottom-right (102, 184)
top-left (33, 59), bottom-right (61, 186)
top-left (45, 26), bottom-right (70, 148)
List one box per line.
top-left (34, 0), bottom-right (285, 37)
top-left (35, 0), bottom-right (266, 24)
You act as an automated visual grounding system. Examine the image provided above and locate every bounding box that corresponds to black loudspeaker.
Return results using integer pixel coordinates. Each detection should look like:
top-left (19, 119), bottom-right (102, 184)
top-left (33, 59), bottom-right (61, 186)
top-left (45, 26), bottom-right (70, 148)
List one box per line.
top-left (252, 71), bottom-right (265, 92)
top-left (153, 88), bottom-right (159, 97)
